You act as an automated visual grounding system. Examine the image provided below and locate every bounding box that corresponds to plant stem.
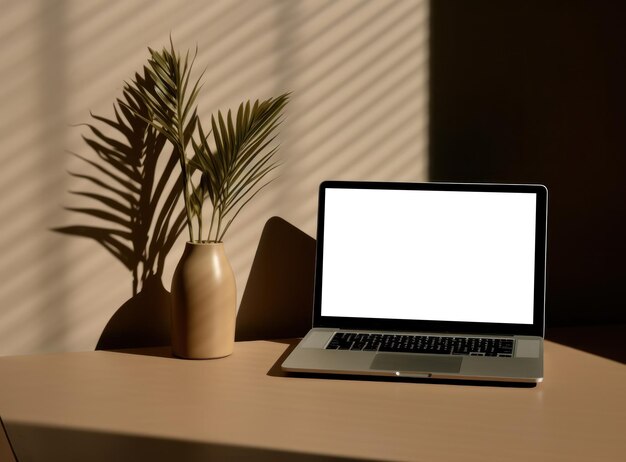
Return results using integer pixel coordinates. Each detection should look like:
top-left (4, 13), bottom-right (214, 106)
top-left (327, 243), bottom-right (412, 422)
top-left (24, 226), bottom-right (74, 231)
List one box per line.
top-left (198, 205), bottom-right (203, 242)
top-left (177, 150), bottom-right (194, 241)
top-left (207, 206), bottom-right (217, 242)
top-left (215, 206), bottom-right (223, 243)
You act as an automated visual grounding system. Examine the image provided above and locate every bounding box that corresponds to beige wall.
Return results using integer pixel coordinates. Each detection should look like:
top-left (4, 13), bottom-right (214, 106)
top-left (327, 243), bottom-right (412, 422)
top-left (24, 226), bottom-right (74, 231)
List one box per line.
top-left (0, 0), bottom-right (428, 355)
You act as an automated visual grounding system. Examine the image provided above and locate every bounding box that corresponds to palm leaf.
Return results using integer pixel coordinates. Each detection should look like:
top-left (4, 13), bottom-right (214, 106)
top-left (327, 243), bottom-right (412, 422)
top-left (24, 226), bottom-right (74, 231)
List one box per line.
top-left (128, 40), bottom-right (205, 241)
top-left (192, 92), bottom-right (290, 242)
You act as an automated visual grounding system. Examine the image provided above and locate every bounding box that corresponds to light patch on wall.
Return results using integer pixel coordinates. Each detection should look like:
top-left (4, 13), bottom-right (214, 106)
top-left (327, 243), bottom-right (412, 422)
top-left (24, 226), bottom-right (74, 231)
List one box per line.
top-left (0, 0), bottom-right (428, 355)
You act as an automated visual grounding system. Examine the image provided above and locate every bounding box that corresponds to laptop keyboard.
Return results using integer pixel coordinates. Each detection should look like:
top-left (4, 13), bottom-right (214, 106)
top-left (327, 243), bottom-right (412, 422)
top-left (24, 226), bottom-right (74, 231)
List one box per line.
top-left (326, 332), bottom-right (514, 357)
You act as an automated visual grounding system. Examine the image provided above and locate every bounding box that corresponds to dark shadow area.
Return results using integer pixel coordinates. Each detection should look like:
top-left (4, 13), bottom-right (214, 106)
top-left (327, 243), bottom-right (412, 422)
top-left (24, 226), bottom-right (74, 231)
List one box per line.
top-left (265, 338), bottom-right (300, 377)
top-left (546, 324), bottom-right (626, 364)
top-left (276, 368), bottom-right (536, 389)
top-left (53, 69), bottom-right (186, 350)
top-left (0, 417), bottom-right (17, 462)
top-left (96, 275), bottom-right (171, 350)
top-left (5, 422), bottom-right (360, 462)
top-left (279, 370), bottom-right (537, 389)
top-left (429, 1), bottom-right (626, 336)
top-left (236, 216), bottom-right (316, 342)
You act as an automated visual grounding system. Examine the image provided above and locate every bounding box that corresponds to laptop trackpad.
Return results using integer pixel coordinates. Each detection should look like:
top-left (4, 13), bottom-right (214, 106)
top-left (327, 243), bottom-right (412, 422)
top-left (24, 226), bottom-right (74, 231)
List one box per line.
top-left (370, 354), bottom-right (462, 373)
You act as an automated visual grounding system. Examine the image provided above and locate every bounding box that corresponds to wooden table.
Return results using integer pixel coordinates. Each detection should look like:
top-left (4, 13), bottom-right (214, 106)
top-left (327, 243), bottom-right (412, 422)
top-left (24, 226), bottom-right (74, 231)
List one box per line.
top-left (0, 339), bottom-right (624, 461)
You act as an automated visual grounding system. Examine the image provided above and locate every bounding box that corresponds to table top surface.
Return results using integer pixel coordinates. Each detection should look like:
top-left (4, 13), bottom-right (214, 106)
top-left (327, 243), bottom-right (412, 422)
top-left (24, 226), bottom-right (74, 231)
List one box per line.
top-left (0, 339), bottom-right (624, 462)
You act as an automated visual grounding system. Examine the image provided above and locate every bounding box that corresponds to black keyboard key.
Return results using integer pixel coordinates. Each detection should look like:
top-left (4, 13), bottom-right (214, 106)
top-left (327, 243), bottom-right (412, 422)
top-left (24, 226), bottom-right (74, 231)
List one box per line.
top-left (326, 333), bottom-right (515, 357)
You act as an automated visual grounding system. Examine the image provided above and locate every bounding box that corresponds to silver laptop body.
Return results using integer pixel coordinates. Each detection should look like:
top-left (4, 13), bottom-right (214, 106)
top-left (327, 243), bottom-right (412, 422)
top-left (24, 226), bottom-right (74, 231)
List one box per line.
top-left (282, 181), bottom-right (548, 383)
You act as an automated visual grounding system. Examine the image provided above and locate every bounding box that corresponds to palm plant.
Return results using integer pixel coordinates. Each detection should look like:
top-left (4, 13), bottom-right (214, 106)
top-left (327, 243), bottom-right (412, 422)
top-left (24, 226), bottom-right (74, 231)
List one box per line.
top-left (125, 39), bottom-right (202, 242)
top-left (130, 40), bottom-right (289, 243)
top-left (190, 95), bottom-right (289, 242)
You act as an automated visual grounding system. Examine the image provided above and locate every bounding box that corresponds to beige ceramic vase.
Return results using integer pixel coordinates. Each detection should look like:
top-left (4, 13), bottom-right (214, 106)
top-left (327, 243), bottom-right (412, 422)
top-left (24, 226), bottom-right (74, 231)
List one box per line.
top-left (171, 242), bottom-right (236, 359)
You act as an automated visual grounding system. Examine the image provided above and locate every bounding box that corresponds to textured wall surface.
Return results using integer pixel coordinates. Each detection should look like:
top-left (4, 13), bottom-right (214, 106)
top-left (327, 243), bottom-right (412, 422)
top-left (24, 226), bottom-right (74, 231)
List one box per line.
top-left (0, 0), bottom-right (428, 355)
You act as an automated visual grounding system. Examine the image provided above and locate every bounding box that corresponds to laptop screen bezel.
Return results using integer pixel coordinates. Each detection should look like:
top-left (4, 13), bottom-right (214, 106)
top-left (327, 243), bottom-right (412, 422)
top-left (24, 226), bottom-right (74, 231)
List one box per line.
top-left (312, 181), bottom-right (548, 338)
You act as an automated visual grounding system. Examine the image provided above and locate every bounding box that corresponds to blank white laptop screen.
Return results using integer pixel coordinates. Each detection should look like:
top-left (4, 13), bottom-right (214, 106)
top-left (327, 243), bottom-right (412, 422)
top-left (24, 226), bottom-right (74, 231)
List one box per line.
top-left (320, 188), bottom-right (537, 325)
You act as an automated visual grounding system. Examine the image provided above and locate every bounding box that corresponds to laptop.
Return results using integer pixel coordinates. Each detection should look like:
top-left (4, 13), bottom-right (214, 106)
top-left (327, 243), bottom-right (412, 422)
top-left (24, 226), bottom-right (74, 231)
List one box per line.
top-left (282, 181), bottom-right (548, 383)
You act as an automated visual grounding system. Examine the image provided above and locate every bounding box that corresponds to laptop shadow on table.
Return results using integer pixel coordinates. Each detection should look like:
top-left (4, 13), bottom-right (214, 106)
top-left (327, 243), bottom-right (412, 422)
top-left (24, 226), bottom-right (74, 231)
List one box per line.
top-left (235, 217), bottom-right (316, 343)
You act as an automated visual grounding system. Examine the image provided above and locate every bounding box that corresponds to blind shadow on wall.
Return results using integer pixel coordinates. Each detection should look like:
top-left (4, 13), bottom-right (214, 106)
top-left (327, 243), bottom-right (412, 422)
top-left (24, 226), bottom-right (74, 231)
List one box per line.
top-left (0, 0), bottom-right (428, 355)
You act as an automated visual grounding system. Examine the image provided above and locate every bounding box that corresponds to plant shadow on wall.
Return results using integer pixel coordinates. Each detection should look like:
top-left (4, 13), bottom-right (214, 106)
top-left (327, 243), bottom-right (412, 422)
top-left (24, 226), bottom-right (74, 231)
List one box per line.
top-left (53, 68), bottom-right (186, 350)
top-left (54, 41), bottom-right (289, 352)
